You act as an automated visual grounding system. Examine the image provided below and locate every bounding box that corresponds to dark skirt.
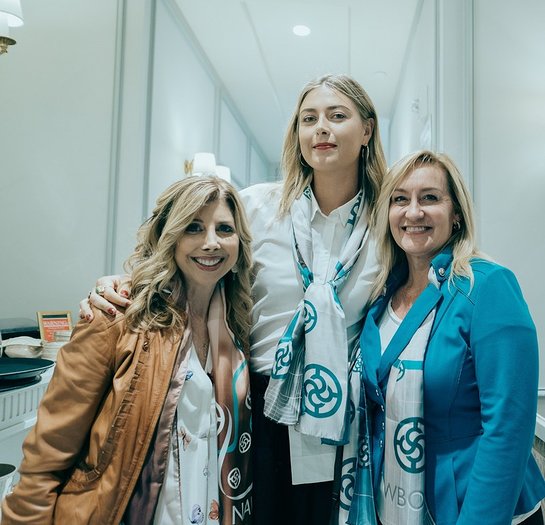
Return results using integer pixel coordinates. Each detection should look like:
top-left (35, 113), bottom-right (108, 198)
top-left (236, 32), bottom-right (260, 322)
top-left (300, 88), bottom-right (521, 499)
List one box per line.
top-left (251, 373), bottom-right (334, 525)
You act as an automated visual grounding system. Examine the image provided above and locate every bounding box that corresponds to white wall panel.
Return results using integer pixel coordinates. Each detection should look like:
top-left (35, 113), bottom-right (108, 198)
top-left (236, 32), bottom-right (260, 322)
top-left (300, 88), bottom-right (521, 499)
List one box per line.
top-left (473, 0), bottom-right (545, 387)
top-left (147, 0), bottom-right (216, 213)
top-left (219, 100), bottom-right (248, 187)
top-left (249, 145), bottom-right (270, 186)
top-left (0, 0), bottom-right (119, 321)
top-left (389, 0), bottom-right (436, 164)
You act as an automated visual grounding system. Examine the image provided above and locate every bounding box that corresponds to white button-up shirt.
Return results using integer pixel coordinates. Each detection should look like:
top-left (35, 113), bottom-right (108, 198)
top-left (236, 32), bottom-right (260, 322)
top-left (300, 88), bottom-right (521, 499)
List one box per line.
top-left (241, 182), bottom-right (378, 374)
top-left (240, 182), bottom-right (379, 484)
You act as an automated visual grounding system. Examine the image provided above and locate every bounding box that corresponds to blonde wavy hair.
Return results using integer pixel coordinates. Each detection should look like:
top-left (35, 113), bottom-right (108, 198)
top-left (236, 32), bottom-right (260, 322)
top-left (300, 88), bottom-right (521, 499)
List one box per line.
top-left (369, 150), bottom-right (487, 303)
top-left (123, 176), bottom-right (253, 354)
top-left (278, 74), bottom-right (387, 219)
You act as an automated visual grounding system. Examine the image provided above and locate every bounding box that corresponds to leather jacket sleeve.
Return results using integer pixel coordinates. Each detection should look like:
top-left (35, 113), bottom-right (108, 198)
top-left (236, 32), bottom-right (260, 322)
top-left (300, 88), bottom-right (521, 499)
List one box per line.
top-left (1, 311), bottom-right (121, 524)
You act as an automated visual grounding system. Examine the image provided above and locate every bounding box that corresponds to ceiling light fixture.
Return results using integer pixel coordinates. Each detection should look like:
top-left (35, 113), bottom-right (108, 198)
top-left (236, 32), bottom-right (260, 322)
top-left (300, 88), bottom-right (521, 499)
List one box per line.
top-left (0, 0), bottom-right (24, 55)
top-left (292, 25), bottom-right (310, 37)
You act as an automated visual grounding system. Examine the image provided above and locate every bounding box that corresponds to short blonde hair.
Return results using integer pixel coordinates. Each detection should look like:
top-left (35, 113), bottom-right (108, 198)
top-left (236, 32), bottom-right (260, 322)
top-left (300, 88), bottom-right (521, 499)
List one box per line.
top-left (369, 150), bottom-right (486, 303)
top-left (124, 176), bottom-right (253, 354)
top-left (279, 74), bottom-right (387, 218)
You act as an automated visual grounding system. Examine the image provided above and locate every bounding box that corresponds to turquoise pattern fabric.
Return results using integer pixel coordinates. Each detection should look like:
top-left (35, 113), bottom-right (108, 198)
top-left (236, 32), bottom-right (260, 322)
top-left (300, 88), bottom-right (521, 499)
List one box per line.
top-left (263, 186), bottom-right (369, 443)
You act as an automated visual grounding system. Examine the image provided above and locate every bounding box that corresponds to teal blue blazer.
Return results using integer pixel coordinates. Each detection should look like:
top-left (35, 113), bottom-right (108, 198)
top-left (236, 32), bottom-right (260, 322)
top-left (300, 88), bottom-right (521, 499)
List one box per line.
top-left (360, 248), bottom-right (545, 525)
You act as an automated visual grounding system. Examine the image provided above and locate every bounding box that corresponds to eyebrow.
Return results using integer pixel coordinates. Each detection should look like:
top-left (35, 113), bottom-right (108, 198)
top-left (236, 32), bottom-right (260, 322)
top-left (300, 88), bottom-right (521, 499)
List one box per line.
top-left (393, 186), bottom-right (444, 193)
top-left (299, 105), bottom-right (351, 114)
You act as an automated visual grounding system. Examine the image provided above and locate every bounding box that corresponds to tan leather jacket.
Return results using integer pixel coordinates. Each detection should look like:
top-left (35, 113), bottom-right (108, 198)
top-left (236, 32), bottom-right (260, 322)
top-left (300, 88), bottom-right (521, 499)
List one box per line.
top-left (1, 310), bottom-right (188, 525)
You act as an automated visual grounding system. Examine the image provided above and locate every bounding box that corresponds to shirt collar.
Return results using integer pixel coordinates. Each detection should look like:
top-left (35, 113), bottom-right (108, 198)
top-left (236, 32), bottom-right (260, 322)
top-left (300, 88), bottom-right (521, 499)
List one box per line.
top-left (309, 187), bottom-right (363, 224)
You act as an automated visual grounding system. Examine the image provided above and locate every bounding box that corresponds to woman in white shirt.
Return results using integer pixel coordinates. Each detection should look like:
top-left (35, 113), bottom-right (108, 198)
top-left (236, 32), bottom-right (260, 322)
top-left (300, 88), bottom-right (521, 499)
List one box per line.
top-left (80, 74), bottom-right (388, 525)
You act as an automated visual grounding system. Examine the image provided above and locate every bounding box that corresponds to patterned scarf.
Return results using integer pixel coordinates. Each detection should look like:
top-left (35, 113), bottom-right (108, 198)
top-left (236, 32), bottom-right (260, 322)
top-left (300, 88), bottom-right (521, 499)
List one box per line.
top-left (349, 267), bottom-right (441, 525)
top-left (123, 282), bottom-right (252, 525)
top-left (346, 385), bottom-right (378, 525)
top-left (377, 305), bottom-right (436, 525)
top-left (263, 186), bottom-right (369, 443)
top-left (208, 282), bottom-right (253, 525)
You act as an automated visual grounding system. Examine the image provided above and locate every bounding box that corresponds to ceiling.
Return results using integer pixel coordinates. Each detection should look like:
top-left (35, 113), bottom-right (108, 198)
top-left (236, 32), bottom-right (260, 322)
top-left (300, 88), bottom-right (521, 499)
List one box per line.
top-left (175, 0), bottom-right (420, 163)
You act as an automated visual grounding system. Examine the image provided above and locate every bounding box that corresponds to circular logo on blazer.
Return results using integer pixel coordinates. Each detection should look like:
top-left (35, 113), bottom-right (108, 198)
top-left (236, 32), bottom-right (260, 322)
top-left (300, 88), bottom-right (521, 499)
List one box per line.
top-left (394, 417), bottom-right (425, 473)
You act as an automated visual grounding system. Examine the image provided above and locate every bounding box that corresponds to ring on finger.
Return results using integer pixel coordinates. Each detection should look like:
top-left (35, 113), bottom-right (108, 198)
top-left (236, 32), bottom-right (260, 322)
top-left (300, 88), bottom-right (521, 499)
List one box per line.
top-left (95, 285), bottom-right (106, 297)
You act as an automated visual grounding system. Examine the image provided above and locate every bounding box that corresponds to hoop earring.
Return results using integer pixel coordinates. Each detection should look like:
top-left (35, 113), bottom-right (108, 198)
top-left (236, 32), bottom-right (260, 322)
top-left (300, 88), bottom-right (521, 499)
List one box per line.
top-left (360, 144), bottom-right (369, 178)
top-left (453, 220), bottom-right (461, 231)
top-left (361, 144), bottom-right (370, 163)
top-left (298, 150), bottom-right (310, 169)
top-left (231, 264), bottom-right (239, 274)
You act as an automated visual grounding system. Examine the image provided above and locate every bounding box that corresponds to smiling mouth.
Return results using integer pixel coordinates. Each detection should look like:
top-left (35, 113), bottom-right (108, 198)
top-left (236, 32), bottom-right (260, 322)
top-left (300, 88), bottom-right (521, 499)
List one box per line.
top-left (402, 226), bottom-right (431, 233)
top-left (192, 256), bottom-right (224, 269)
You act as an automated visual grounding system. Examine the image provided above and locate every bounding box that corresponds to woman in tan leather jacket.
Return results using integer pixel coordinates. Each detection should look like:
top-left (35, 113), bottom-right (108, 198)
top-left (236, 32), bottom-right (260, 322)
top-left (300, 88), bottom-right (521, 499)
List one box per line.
top-left (1, 176), bottom-right (254, 525)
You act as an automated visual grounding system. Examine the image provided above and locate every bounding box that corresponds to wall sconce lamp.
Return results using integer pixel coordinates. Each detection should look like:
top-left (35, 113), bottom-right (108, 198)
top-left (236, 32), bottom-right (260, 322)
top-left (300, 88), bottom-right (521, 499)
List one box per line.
top-left (184, 152), bottom-right (231, 182)
top-left (0, 0), bottom-right (24, 55)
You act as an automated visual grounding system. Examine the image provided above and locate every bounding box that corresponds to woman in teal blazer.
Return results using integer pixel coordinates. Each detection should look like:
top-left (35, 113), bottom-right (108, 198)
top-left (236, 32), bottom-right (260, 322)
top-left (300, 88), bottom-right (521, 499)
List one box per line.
top-left (355, 151), bottom-right (545, 525)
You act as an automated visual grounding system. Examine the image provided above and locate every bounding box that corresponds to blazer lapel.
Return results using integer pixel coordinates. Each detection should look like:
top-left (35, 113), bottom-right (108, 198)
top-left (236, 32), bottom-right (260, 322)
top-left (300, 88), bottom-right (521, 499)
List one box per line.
top-left (360, 294), bottom-right (389, 388)
top-left (378, 283), bottom-right (442, 385)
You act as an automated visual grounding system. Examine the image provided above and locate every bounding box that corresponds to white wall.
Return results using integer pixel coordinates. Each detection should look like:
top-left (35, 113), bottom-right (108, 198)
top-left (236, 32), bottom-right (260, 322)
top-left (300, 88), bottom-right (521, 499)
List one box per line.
top-left (473, 0), bottom-right (545, 387)
top-left (147, 0), bottom-right (217, 212)
top-left (0, 0), bottom-right (271, 325)
top-left (388, 0), bottom-right (436, 164)
top-left (219, 100), bottom-right (249, 188)
top-left (0, 0), bottom-right (119, 322)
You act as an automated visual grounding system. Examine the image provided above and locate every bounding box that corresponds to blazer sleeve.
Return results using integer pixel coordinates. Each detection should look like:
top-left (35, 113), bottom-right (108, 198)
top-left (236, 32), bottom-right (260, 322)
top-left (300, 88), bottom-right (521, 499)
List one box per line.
top-left (1, 312), bottom-right (119, 524)
top-left (457, 265), bottom-right (539, 524)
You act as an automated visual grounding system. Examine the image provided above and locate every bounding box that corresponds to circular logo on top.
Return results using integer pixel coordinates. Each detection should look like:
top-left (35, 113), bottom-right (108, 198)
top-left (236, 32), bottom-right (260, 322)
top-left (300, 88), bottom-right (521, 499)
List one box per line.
top-left (302, 364), bottom-right (342, 418)
top-left (394, 417), bottom-right (425, 473)
top-left (303, 300), bottom-right (318, 333)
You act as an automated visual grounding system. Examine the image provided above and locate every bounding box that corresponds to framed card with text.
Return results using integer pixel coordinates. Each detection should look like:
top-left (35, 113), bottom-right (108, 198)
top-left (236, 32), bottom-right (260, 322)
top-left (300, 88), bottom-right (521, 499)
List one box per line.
top-left (37, 311), bottom-right (73, 342)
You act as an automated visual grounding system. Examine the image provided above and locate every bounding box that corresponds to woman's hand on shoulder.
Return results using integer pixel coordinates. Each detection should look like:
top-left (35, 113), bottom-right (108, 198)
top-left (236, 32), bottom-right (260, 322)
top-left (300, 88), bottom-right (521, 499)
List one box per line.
top-left (79, 274), bottom-right (132, 322)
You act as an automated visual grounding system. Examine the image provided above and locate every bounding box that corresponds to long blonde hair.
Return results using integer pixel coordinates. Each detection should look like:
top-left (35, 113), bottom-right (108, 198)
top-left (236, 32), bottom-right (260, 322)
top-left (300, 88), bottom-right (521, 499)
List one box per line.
top-left (278, 74), bottom-right (387, 218)
top-left (123, 176), bottom-right (253, 354)
top-left (369, 150), bottom-right (486, 303)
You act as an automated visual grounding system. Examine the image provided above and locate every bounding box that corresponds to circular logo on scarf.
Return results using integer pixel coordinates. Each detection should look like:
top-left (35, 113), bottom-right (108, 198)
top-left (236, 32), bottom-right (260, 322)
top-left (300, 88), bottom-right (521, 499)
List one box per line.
top-left (245, 391), bottom-right (251, 411)
top-left (270, 340), bottom-right (292, 379)
top-left (239, 432), bottom-right (251, 454)
top-left (352, 353), bottom-right (363, 373)
top-left (348, 399), bottom-right (356, 423)
top-left (359, 436), bottom-right (370, 467)
top-left (303, 300), bottom-right (318, 333)
top-left (340, 457), bottom-right (357, 510)
top-left (302, 364), bottom-right (342, 418)
top-left (215, 402), bottom-right (225, 435)
top-left (396, 360), bottom-right (406, 381)
top-left (227, 467), bottom-right (241, 489)
top-left (394, 417), bottom-right (425, 473)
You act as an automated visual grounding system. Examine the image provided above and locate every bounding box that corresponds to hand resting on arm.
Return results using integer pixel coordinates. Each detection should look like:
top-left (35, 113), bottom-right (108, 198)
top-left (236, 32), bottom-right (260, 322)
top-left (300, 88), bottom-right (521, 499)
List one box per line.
top-left (79, 274), bottom-right (133, 321)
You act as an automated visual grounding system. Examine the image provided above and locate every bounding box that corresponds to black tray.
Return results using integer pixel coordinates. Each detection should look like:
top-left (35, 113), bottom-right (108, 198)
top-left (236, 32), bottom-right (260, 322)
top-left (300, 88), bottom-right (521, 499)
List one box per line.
top-left (0, 358), bottom-right (54, 381)
top-left (0, 376), bottom-right (41, 393)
